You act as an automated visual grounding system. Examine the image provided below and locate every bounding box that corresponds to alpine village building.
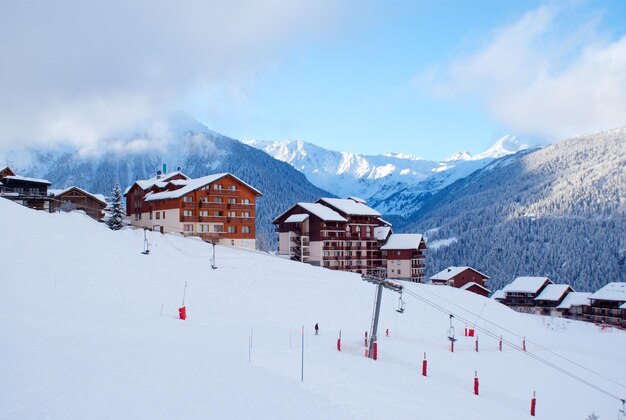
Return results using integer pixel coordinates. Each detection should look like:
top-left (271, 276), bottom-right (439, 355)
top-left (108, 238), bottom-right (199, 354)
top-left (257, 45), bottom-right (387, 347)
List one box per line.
top-left (124, 170), bottom-right (262, 249)
top-left (272, 197), bottom-right (426, 281)
top-left (50, 186), bottom-right (108, 221)
top-left (0, 166), bottom-right (52, 211)
top-left (429, 266), bottom-right (491, 297)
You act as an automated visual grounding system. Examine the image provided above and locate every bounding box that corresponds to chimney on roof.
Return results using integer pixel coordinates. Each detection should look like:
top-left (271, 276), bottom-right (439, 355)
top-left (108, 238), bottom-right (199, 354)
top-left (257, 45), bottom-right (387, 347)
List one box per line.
top-left (177, 166), bottom-right (181, 171)
top-left (163, 163), bottom-right (167, 174)
top-left (447, 268), bottom-right (451, 272)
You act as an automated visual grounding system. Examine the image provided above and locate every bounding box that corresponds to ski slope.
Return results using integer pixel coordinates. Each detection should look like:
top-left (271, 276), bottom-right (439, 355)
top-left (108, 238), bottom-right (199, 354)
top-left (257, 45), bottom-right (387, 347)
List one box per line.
top-left (1, 198), bottom-right (625, 419)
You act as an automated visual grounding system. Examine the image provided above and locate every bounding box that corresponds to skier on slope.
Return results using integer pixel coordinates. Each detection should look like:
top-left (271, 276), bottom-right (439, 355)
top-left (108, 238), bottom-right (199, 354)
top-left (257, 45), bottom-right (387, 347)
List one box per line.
top-left (314, 323), bottom-right (319, 335)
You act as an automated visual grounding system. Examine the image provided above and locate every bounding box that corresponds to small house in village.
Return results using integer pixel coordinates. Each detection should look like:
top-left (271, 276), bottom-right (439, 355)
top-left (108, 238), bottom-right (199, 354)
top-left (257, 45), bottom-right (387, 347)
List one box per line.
top-left (500, 276), bottom-right (553, 313)
top-left (50, 186), bottom-right (107, 221)
top-left (0, 166), bottom-right (52, 211)
top-left (380, 234), bottom-right (427, 282)
top-left (533, 284), bottom-right (574, 316)
top-left (125, 170), bottom-right (262, 249)
top-left (429, 266), bottom-right (491, 297)
top-left (555, 292), bottom-right (591, 321)
top-left (588, 282), bottom-right (626, 328)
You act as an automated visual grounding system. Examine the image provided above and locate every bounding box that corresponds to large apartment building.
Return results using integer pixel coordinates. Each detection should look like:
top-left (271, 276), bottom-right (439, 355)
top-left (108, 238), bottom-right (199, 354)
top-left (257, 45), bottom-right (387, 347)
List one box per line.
top-left (273, 197), bottom-right (427, 281)
top-left (125, 170), bottom-right (262, 249)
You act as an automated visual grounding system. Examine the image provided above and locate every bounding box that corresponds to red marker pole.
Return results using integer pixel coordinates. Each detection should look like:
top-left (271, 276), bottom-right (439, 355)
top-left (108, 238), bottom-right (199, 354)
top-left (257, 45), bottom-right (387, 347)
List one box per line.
top-left (373, 341), bottom-right (378, 360)
top-left (450, 340), bottom-right (454, 353)
top-left (474, 371), bottom-right (479, 396)
top-left (386, 328), bottom-right (389, 337)
top-left (464, 326), bottom-right (468, 336)
top-left (422, 352), bottom-right (427, 377)
top-left (337, 330), bottom-right (341, 352)
top-left (530, 391), bottom-right (536, 416)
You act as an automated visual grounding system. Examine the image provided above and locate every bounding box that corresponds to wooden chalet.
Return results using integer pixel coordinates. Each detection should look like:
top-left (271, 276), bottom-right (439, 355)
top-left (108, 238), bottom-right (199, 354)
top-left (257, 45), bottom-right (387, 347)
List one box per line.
top-left (0, 166), bottom-right (52, 211)
top-left (588, 282), bottom-right (626, 328)
top-left (429, 266), bottom-right (491, 296)
top-left (125, 170), bottom-right (262, 249)
top-left (533, 284), bottom-right (574, 316)
top-left (273, 197), bottom-right (426, 278)
top-left (555, 292), bottom-right (591, 321)
top-left (50, 186), bottom-right (107, 221)
top-left (501, 277), bottom-right (553, 313)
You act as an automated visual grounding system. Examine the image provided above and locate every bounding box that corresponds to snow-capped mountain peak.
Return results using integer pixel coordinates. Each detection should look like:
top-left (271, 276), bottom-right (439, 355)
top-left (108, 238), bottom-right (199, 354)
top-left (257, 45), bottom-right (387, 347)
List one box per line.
top-left (474, 135), bottom-right (529, 160)
top-left (444, 151), bottom-right (472, 162)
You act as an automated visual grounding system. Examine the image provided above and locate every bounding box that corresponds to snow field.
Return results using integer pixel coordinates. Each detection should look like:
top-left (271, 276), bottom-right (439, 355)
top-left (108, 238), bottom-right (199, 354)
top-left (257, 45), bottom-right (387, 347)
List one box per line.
top-left (0, 198), bottom-right (625, 419)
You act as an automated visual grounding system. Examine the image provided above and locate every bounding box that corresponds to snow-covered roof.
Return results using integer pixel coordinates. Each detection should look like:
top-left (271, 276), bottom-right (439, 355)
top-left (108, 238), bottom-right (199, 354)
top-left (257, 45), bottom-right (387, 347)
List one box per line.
top-left (534, 284), bottom-right (573, 301)
top-left (621, 302), bottom-right (626, 310)
top-left (317, 198), bottom-right (381, 217)
top-left (124, 171), bottom-right (191, 195)
top-left (380, 234), bottom-right (424, 250)
top-left (49, 186), bottom-right (107, 205)
top-left (284, 214), bottom-right (309, 223)
top-left (2, 175), bottom-right (51, 185)
top-left (145, 173), bottom-right (261, 202)
top-left (460, 282), bottom-right (491, 294)
top-left (377, 217), bottom-right (392, 227)
top-left (296, 203), bottom-right (347, 222)
top-left (374, 226), bottom-right (391, 241)
top-left (430, 266), bottom-right (489, 281)
top-left (491, 289), bottom-right (506, 300)
top-left (504, 277), bottom-right (552, 294)
top-left (590, 282), bottom-right (626, 302)
top-left (556, 292), bottom-right (591, 309)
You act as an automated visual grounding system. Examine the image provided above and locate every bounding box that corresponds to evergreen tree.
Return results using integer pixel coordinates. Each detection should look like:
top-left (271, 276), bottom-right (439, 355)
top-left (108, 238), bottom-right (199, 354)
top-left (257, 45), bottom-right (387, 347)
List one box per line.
top-left (107, 183), bottom-right (125, 231)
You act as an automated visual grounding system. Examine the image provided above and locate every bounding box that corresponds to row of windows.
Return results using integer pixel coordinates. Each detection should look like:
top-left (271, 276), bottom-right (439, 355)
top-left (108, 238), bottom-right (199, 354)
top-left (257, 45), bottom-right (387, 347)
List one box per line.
top-left (183, 224), bottom-right (250, 234)
top-left (183, 210), bottom-right (251, 217)
top-left (184, 196), bottom-right (251, 204)
top-left (147, 211), bottom-right (166, 220)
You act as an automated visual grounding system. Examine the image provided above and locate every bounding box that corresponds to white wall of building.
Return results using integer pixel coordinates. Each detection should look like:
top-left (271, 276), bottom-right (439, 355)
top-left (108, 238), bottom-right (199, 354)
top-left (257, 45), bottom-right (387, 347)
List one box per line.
top-left (386, 259), bottom-right (412, 279)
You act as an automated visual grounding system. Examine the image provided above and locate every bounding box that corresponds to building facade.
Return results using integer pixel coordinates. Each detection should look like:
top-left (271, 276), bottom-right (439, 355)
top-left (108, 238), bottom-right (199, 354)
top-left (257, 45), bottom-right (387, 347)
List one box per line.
top-left (588, 282), bottom-right (626, 328)
top-left (50, 186), bottom-right (107, 221)
top-left (0, 166), bottom-right (52, 211)
top-left (125, 171), bottom-right (262, 249)
top-left (429, 266), bottom-right (491, 297)
top-left (273, 197), bottom-right (426, 281)
top-left (500, 277), bottom-right (553, 313)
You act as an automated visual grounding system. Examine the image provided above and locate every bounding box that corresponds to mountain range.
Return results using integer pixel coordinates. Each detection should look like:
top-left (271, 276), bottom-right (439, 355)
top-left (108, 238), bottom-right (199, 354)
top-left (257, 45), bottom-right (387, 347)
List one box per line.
top-left (245, 135), bottom-right (529, 216)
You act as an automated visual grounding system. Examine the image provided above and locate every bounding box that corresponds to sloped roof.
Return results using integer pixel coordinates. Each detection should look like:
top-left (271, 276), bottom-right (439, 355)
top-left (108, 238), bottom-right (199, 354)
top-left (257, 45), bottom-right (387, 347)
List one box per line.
top-left (380, 233), bottom-right (424, 250)
top-left (491, 289), bottom-right (506, 300)
top-left (430, 266), bottom-right (489, 281)
top-left (504, 277), bottom-right (552, 294)
top-left (534, 284), bottom-right (573, 301)
top-left (2, 175), bottom-right (51, 185)
top-left (145, 173), bottom-right (262, 202)
top-left (460, 282), bottom-right (491, 294)
top-left (590, 282), bottom-right (626, 302)
top-left (556, 292), bottom-right (591, 309)
top-left (284, 214), bottom-right (309, 223)
top-left (124, 171), bottom-right (191, 195)
top-left (273, 202), bottom-right (347, 224)
top-left (347, 196), bottom-right (367, 204)
top-left (49, 186), bottom-right (107, 205)
top-left (317, 197), bottom-right (381, 217)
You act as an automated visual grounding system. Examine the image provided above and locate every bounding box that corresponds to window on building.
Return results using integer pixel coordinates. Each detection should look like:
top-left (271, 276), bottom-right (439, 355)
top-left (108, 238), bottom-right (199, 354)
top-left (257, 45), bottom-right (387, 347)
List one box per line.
top-left (398, 270), bottom-right (401, 275)
top-left (214, 211), bottom-right (223, 217)
top-left (184, 210), bottom-right (193, 216)
top-left (214, 184), bottom-right (223, 190)
top-left (184, 224), bottom-right (193, 232)
top-left (356, 226), bottom-right (361, 232)
top-left (162, 211), bottom-right (165, 219)
top-left (228, 198), bottom-right (236, 204)
top-left (242, 198), bottom-right (250, 204)
top-left (228, 211), bottom-right (236, 218)
top-left (156, 212), bottom-right (160, 220)
top-left (397, 251), bottom-right (401, 256)
top-left (228, 185), bottom-right (237, 191)
top-left (228, 226), bottom-right (236, 233)
top-left (214, 197), bottom-right (223, 203)
top-left (241, 212), bottom-right (250, 218)
top-left (200, 210), bottom-right (208, 217)
top-left (183, 196), bottom-right (193, 202)
top-left (242, 226), bottom-right (250, 234)
top-left (200, 224), bottom-right (211, 233)
top-left (134, 213), bottom-right (139, 221)
top-left (213, 225), bottom-right (224, 233)
top-left (149, 212), bottom-right (153, 220)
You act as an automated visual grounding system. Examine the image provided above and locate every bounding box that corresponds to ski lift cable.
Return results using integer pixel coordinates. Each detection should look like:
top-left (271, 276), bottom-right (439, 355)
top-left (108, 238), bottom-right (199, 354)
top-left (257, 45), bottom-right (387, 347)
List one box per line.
top-left (405, 283), bottom-right (626, 391)
top-left (401, 287), bottom-right (625, 403)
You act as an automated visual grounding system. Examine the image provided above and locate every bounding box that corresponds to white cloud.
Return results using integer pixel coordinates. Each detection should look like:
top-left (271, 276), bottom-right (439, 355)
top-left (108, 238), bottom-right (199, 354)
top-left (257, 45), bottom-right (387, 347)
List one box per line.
top-left (422, 5), bottom-right (626, 141)
top-left (0, 0), bottom-right (340, 151)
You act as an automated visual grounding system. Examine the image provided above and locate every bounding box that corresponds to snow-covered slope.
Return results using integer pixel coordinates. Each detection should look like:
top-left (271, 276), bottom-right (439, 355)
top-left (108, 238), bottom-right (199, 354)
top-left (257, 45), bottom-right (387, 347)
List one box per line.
top-left (1, 198), bottom-right (624, 419)
top-left (245, 136), bottom-right (528, 215)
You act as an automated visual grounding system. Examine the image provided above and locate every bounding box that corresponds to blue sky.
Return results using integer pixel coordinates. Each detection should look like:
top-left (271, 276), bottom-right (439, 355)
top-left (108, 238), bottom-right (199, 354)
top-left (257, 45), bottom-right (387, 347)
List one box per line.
top-left (2, 1), bottom-right (626, 160)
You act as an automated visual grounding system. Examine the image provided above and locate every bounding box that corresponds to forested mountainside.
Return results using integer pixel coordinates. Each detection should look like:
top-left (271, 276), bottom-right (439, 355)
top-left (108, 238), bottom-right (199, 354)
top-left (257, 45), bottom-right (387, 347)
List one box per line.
top-left (9, 119), bottom-right (331, 250)
top-left (399, 129), bottom-right (626, 292)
